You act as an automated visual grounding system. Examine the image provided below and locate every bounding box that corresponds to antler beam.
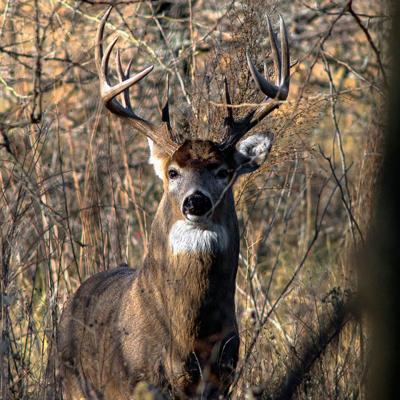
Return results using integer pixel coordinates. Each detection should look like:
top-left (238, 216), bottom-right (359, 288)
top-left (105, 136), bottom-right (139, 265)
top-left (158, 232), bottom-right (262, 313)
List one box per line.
top-left (95, 7), bottom-right (179, 155)
top-left (220, 15), bottom-right (290, 150)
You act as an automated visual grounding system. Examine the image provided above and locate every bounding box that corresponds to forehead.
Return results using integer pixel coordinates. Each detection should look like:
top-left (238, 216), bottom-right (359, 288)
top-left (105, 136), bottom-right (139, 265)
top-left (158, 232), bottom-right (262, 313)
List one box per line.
top-left (171, 140), bottom-right (228, 168)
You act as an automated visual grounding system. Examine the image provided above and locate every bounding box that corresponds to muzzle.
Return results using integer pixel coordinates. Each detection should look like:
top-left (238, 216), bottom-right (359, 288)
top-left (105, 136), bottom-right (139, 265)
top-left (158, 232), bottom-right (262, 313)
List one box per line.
top-left (182, 191), bottom-right (212, 217)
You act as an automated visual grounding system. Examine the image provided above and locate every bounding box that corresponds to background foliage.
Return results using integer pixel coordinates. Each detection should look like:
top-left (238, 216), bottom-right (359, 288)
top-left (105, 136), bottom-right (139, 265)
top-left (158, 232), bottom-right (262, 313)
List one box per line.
top-left (0, 0), bottom-right (389, 398)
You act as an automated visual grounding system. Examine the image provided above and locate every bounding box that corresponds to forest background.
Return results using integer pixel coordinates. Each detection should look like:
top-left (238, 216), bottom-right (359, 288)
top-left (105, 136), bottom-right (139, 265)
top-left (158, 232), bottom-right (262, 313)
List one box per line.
top-left (0, 0), bottom-right (391, 398)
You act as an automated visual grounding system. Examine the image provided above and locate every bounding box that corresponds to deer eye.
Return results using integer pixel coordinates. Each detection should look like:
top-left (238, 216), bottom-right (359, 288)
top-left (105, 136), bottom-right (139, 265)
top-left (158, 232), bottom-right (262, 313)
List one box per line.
top-left (216, 168), bottom-right (229, 179)
top-left (168, 169), bottom-right (179, 180)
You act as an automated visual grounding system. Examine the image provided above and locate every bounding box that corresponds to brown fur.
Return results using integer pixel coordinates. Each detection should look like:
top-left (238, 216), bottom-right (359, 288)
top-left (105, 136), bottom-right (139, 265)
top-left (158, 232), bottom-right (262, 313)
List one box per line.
top-left (172, 140), bottom-right (233, 169)
top-left (58, 141), bottom-right (241, 399)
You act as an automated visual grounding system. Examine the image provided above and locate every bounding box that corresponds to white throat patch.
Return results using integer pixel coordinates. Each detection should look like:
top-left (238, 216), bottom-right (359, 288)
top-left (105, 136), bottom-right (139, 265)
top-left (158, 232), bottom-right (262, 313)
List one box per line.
top-left (169, 220), bottom-right (228, 255)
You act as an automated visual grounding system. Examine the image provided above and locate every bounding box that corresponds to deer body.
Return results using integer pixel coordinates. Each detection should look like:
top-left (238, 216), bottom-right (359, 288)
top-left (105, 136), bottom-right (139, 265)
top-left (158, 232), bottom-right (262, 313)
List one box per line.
top-left (57, 7), bottom-right (290, 399)
top-left (59, 143), bottom-right (241, 399)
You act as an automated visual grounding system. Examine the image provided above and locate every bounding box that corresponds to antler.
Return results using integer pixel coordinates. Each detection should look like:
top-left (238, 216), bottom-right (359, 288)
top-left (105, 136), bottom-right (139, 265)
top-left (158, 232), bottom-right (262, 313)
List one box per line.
top-left (95, 7), bottom-right (179, 155)
top-left (220, 15), bottom-right (290, 150)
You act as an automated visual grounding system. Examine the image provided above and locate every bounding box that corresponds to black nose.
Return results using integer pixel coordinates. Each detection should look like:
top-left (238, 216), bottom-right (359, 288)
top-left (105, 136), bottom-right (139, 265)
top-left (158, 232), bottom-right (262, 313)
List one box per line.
top-left (182, 191), bottom-right (212, 217)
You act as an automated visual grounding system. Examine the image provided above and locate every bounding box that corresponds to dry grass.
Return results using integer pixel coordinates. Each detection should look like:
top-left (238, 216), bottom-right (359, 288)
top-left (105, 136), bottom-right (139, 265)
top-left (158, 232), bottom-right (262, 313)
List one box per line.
top-left (0, 0), bottom-right (388, 398)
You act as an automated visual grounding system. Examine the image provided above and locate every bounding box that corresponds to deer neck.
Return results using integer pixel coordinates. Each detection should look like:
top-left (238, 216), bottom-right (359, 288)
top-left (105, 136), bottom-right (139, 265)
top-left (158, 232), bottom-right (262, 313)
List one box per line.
top-left (141, 191), bottom-right (240, 335)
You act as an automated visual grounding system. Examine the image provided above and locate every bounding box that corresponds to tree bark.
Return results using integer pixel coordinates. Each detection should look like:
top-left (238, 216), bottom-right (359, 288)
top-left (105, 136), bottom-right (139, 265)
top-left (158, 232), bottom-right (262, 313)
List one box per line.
top-left (363, 1), bottom-right (400, 399)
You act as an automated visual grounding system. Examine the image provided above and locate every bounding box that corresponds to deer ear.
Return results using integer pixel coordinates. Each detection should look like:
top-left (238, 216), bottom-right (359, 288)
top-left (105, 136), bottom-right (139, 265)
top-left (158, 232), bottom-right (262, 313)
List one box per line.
top-left (234, 133), bottom-right (274, 175)
top-left (148, 139), bottom-right (169, 179)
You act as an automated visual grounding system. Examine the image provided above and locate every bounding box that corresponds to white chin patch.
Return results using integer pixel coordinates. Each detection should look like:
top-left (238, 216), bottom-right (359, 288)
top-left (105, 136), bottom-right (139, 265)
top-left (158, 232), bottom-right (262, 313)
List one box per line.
top-left (185, 214), bottom-right (206, 223)
top-left (169, 220), bottom-right (228, 255)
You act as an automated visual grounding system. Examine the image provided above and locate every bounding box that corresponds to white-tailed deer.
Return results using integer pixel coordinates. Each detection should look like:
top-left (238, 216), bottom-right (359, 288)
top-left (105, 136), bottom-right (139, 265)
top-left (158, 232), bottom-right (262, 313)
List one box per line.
top-left (57, 7), bottom-right (290, 399)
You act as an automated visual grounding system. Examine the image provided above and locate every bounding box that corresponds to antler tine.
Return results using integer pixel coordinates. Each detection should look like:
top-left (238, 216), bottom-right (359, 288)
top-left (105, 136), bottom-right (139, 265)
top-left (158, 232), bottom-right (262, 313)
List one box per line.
top-left (219, 15), bottom-right (290, 150)
top-left (279, 15), bottom-right (290, 89)
top-left (246, 51), bottom-right (280, 99)
top-left (224, 77), bottom-right (234, 123)
top-left (95, 7), bottom-right (179, 154)
top-left (162, 75), bottom-right (184, 143)
top-left (266, 15), bottom-right (281, 87)
top-left (100, 34), bottom-right (154, 111)
top-left (245, 16), bottom-right (289, 101)
top-left (95, 6), bottom-right (112, 73)
top-left (115, 49), bottom-right (132, 109)
top-left (102, 36), bottom-right (119, 87)
top-left (161, 74), bottom-right (171, 129)
top-left (124, 56), bottom-right (135, 110)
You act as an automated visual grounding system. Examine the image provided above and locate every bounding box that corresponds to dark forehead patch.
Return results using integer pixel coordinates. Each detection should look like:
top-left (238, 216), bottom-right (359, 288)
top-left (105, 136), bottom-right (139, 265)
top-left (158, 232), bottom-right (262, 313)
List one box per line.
top-left (172, 140), bottom-right (228, 168)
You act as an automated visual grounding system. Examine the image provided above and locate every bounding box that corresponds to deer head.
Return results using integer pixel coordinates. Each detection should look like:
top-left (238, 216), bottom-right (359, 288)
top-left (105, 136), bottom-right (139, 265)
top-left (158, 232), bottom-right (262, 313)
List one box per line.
top-left (96, 7), bottom-right (290, 251)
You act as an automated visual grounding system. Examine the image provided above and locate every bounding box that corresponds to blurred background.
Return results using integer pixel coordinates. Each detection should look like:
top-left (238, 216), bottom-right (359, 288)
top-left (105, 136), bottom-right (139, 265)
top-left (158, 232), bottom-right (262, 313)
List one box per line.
top-left (0, 0), bottom-right (389, 398)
